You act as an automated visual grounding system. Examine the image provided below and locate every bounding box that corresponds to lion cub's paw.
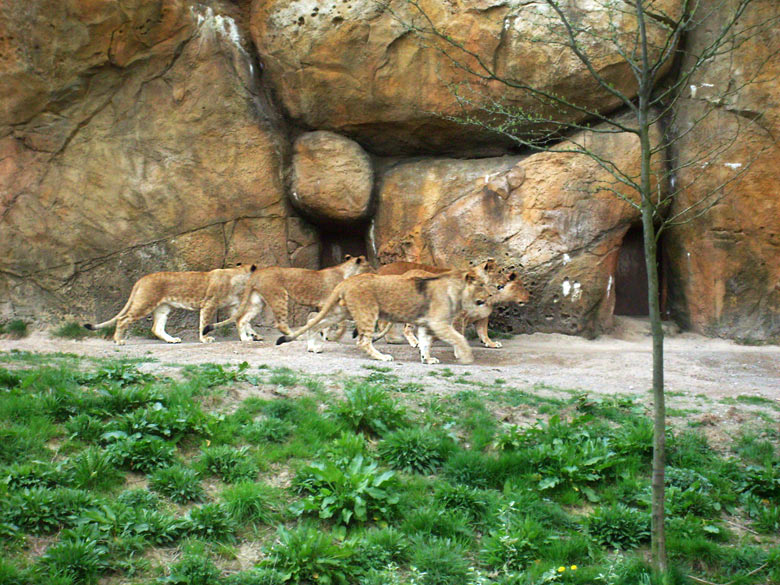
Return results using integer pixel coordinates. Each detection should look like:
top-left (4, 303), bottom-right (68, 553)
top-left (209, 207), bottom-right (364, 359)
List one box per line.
top-left (423, 356), bottom-right (440, 365)
top-left (198, 336), bottom-right (213, 344)
top-left (115, 340), bottom-right (126, 346)
top-left (251, 333), bottom-right (264, 341)
top-left (170, 337), bottom-right (183, 344)
top-left (377, 353), bottom-right (394, 362)
top-left (485, 341), bottom-right (502, 348)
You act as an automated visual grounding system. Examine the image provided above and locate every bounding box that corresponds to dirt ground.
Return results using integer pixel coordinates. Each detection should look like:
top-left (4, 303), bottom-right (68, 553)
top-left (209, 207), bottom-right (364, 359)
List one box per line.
top-left (2, 317), bottom-right (777, 401)
top-left (2, 316), bottom-right (778, 451)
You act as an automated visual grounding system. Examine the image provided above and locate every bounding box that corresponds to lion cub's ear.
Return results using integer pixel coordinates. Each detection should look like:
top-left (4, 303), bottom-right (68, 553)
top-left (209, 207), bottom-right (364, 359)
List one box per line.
top-left (508, 272), bottom-right (517, 281)
top-left (250, 264), bottom-right (258, 272)
top-left (464, 271), bottom-right (477, 283)
top-left (345, 254), bottom-right (353, 260)
top-left (483, 258), bottom-right (498, 271)
top-left (355, 256), bottom-right (363, 264)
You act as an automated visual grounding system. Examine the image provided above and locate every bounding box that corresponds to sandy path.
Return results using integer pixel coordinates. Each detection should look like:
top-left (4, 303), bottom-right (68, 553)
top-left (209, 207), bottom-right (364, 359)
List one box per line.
top-left (2, 317), bottom-right (777, 403)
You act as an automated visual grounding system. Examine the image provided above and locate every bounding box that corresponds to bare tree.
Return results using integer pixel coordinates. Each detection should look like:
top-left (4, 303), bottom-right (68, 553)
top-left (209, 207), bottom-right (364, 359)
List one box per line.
top-left (379, 0), bottom-right (777, 573)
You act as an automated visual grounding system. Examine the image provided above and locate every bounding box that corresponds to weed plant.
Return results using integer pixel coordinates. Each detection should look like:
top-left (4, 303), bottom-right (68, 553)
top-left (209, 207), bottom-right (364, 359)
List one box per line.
top-left (4, 460), bottom-right (68, 489)
top-left (198, 445), bottom-right (258, 483)
top-left (53, 322), bottom-right (94, 340)
top-left (586, 503), bottom-right (650, 549)
top-left (221, 481), bottom-right (279, 525)
top-left (157, 549), bottom-right (221, 585)
top-left (261, 524), bottom-right (356, 584)
top-left (331, 381), bottom-right (407, 435)
top-left (40, 525), bottom-right (109, 584)
top-left (150, 464), bottom-right (205, 503)
top-left (242, 418), bottom-right (293, 444)
top-left (117, 488), bottom-right (161, 510)
top-left (0, 319), bottom-right (29, 339)
top-left (184, 503), bottom-right (238, 542)
top-left (67, 446), bottom-right (124, 490)
top-left (65, 413), bottom-right (107, 443)
top-left (293, 454), bottom-right (400, 525)
top-left (378, 427), bottom-right (455, 474)
top-left (106, 434), bottom-right (176, 472)
top-left (409, 536), bottom-right (471, 585)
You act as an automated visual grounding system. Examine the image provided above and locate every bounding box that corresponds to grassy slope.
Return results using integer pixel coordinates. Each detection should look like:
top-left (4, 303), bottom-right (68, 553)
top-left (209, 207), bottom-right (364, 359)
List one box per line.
top-left (0, 350), bottom-right (778, 585)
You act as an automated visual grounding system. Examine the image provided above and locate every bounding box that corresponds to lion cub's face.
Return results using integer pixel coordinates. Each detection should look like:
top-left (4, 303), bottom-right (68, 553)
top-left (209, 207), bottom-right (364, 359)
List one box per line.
top-left (493, 272), bottom-right (530, 305)
top-left (461, 271), bottom-right (493, 313)
top-left (340, 254), bottom-right (373, 277)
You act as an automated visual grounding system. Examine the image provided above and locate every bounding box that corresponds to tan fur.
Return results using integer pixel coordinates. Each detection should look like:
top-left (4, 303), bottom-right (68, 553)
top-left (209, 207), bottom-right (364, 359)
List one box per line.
top-left (455, 271), bottom-right (531, 348)
top-left (84, 264), bottom-right (257, 345)
top-left (388, 259), bottom-right (507, 349)
top-left (203, 255), bottom-right (372, 341)
top-left (376, 259), bottom-right (499, 345)
top-left (377, 261), bottom-right (450, 276)
top-left (276, 270), bottom-right (491, 364)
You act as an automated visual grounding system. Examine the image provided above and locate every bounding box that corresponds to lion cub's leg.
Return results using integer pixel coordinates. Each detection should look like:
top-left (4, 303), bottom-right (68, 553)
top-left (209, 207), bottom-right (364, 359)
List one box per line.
top-left (305, 311), bottom-right (326, 353)
top-left (428, 320), bottom-right (474, 364)
top-left (199, 302), bottom-right (220, 343)
top-left (265, 289), bottom-right (294, 335)
top-left (474, 317), bottom-right (501, 348)
top-left (402, 323), bottom-right (419, 348)
top-left (325, 321), bottom-right (347, 341)
top-left (151, 305), bottom-right (182, 344)
top-left (416, 327), bottom-right (440, 365)
top-left (115, 300), bottom-right (157, 345)
top-left (384, 323), bottom-right (406, 344)
top-left (352, 306), bottom-right (393, 362)
top-left (237, 291), bottom-right (265, 341)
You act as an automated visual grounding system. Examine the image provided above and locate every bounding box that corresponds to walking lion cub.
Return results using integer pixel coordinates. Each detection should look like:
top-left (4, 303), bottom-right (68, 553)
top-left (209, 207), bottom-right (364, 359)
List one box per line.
top-left (276, 270), bottom-right (492, 364)
top-left (202, 255), bottom-right (371, 341)
top-left (84, 264), bottom-right (257, 345)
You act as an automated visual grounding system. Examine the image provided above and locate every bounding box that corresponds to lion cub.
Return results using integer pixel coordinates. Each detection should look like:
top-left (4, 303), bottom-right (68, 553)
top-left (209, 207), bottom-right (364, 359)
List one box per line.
top-left (202, 255), bottom-right (371, 341)
top-left (84, 264), bottom-right (257, 345)
top-left (276, 270), bottom-right (491, 364)
top-left (455, 271), bottom-right (530, 348)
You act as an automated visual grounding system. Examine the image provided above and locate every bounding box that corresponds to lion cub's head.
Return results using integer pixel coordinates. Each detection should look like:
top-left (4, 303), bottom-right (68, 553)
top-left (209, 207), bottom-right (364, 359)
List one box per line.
top-left (340, 254), bottom-right (373, 277)
top-left (493, 271), bottom-right (530, 305)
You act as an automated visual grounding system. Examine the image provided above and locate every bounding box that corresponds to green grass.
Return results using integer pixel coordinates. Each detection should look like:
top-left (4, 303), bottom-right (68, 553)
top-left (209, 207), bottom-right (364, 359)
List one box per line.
top-left (0, 353), bottom-right (777, 585)
top-left (0, 319), bottom-right (29, 339)
top-left (52, 321), bottom-right (95, 340)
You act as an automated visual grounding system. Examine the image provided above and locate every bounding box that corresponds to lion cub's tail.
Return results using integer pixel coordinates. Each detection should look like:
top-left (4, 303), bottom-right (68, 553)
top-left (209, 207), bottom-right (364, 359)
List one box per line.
top-left (83, 281), bottom-right (139, 331)
top-left (275, 283), bottom-right (345, 346)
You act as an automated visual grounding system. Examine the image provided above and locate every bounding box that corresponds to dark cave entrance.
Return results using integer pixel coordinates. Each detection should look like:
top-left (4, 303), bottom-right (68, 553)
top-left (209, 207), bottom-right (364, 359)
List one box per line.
top-left (614, 224), bottom-right (667, 317)
top-left (319, 227), bottom-right (370, 267)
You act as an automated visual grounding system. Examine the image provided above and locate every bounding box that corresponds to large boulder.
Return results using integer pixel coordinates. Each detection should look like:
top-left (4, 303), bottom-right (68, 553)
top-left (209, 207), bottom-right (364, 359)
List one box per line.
top-left (250, 0), bottom-right (682, 155)
top-left (665, 0), bottom-right (780, 340)
top-left (290, 131), bottom-right (374, 224)
top-left (372, 119), bottom-right (666, 336)
top-left (0, 2), bottom-right (319, 323)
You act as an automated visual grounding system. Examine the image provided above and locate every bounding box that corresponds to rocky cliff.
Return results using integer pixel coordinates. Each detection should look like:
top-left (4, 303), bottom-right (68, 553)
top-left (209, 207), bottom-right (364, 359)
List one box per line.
top-left (1, 0), bottom-right (778, 339)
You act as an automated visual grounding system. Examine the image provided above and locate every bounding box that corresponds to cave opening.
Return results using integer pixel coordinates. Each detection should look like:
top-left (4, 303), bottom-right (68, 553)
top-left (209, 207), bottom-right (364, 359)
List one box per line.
top-left (318, 226), bottom-right (370, 267)
top-left (614, 224), bottom-right (668, 317)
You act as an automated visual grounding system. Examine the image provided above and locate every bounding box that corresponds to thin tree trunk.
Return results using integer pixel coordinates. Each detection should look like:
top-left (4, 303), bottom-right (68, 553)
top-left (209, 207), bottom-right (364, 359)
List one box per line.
top-left (638, 102), bottom-right (667, 574)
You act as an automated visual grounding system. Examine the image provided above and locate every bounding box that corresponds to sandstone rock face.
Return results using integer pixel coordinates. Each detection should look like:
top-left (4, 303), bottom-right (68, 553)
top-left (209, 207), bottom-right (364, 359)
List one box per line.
top-left (250, 0), bottom-right (682, 155)
top-left (372, 120), bottom-right (665, 336)
top-left (290, 131), bottom-right (374, 224)
top-left (665, 0), bottom-right (780, 340)
top-left (0, 2), bottom-right (319, 323)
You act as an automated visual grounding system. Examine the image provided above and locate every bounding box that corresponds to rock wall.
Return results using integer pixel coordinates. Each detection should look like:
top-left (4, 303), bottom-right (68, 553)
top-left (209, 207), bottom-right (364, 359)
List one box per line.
top-left (0, 1), bottom-right (319, 324)
top-left (250, 0), bottom-right (682, 156)
top-left (371, 117), bottom-right (666, 336)
top-left (1, 0), bottom-right (778, 340)
top-left (664, 0), bottom-right (780, 340)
